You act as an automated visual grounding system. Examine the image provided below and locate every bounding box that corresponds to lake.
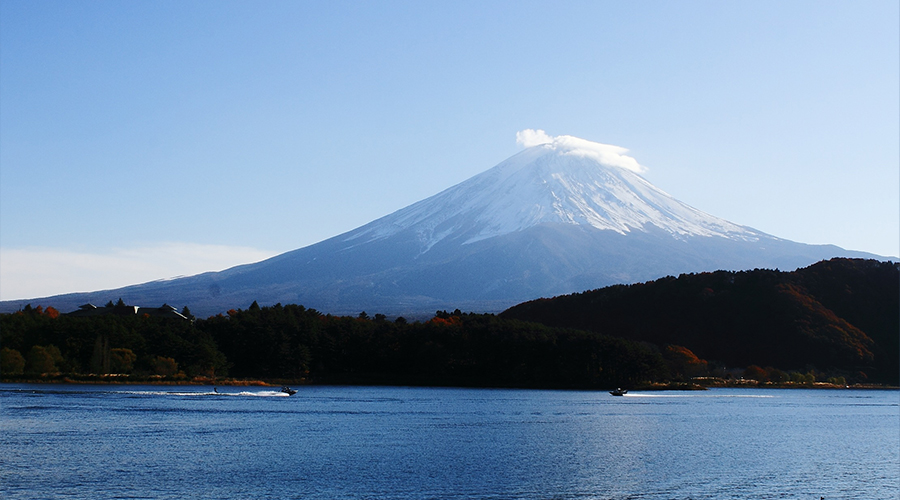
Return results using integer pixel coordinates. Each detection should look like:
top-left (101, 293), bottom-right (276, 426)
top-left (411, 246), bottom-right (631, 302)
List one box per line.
top-left (1, 384), bottom-right (897, 499)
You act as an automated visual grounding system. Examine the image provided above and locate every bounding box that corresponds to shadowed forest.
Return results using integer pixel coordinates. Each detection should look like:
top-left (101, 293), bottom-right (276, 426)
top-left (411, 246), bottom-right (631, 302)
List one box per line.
top-left (503, 258), bottom-right (898, 385)
top-left (0, 305), bottom-right (667, 389)
top-left (2, 259), bottom-right (897, 387)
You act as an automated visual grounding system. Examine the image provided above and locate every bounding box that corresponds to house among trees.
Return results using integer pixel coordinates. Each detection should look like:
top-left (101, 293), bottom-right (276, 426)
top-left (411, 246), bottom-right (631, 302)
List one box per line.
top-left (66, 299), bottom-right (191, 321)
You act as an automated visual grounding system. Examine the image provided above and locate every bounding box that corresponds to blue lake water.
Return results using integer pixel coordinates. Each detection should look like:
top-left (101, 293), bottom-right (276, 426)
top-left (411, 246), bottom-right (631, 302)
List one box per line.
top-left (1, 384), bottom-right (897, 499)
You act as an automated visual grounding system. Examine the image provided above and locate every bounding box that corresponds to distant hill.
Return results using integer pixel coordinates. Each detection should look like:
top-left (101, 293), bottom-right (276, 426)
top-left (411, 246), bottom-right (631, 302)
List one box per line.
top-left (0, 134), bottom-right (887, 318)
top-left (501, 258), bottom-right (899, 384)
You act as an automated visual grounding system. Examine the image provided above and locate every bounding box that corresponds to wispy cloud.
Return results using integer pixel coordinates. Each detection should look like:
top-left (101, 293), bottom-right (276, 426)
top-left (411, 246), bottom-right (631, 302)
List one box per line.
top-left (0, 243), bottom-right (277, 301)
top-left (515, 129), bottom-right (647, 173)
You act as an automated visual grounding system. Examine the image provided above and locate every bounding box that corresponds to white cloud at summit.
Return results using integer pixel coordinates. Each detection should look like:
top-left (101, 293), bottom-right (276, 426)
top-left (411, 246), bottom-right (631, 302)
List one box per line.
top-left (516, 129), bottom-right (646, 174)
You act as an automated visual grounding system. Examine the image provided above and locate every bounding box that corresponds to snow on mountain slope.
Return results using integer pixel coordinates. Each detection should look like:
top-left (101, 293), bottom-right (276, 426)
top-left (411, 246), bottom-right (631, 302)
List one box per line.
top-left (344, 133), bottom-right (761, 255)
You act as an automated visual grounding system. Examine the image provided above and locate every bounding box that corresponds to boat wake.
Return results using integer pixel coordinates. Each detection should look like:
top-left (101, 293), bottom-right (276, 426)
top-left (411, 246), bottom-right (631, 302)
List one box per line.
top-left (624, 393), bottom-right (774, 398)
top-left (119, 390), bottom-right (290, 397)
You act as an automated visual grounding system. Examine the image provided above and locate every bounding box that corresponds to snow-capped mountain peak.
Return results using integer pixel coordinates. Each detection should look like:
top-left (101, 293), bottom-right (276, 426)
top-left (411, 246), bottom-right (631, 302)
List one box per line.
top-left (5, 130), bottom-right (878, 318)
top-left (346, 132), bottom-right (760, 252)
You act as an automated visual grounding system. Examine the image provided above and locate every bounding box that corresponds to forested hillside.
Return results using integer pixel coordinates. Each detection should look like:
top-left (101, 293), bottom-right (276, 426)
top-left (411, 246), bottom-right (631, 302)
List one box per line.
top-left (502, 259), bottom-right (899, 384)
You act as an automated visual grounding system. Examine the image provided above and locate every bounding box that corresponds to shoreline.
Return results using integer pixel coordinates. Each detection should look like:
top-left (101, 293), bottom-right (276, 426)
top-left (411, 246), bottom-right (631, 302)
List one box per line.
top-left (1, 375), bottom-right (896, 391)
top-left (637, 381), bottom-right (898, 391)
top-left (0, 375), bottom-right (287, 387)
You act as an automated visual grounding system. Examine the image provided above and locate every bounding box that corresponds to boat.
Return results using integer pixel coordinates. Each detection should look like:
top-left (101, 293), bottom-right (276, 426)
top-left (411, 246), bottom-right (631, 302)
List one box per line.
top-left (280, 386), bottom-right (297, 396)
top-left (609, 388), bottom-right (627, 396)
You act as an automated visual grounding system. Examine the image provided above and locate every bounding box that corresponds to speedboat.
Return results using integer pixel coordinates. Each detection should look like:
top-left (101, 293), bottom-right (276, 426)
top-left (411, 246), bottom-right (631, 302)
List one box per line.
top-left (280, 386), bottom-right (297, 396)
top-left (609, 388), bottom-right (627, 396)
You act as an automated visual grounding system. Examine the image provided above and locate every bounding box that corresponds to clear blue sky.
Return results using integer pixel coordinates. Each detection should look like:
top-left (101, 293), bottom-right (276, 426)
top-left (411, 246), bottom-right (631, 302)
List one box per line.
top-left (2, 0), bottom-right (898, 301)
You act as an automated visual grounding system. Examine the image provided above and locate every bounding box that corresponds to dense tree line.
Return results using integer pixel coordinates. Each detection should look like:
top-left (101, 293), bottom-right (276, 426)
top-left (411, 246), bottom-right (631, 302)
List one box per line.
top-left (1, 304), bottom-right (226, 378)
top-left (201, 304), bottom-right (668, 388)
top-left (0, 303), bottom-right (668, 388)
top-left (502, 258), bottom-right (899, 384)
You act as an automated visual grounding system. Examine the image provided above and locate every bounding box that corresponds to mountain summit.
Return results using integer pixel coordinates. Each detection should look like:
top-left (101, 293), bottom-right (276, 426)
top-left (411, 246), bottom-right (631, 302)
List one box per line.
top-left (2, 132), bottom-right (883, 317)
top-left (348, 133), bottom-right (758, 250)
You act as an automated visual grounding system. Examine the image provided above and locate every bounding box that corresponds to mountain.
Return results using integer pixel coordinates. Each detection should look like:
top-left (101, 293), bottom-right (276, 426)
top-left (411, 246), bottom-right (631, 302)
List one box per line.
top-left (501, 258), bottom-right (900, 384)
top-left (2, 134), bottom-right (886, 317)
